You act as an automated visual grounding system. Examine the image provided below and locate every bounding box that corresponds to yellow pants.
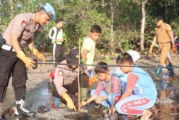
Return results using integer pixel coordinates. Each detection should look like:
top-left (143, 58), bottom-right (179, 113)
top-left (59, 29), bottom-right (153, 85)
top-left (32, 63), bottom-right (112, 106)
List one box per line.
top-left (158, 43), bottom-right (171, 65)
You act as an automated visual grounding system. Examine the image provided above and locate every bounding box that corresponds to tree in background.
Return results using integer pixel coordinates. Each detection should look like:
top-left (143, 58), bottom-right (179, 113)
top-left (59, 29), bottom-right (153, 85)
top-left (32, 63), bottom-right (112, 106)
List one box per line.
top-left (0, 0), bottom-right (179, 54)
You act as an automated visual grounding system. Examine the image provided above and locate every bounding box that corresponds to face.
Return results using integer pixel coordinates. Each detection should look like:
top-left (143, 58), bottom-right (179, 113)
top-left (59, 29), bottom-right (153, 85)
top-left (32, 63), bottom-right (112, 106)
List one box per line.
top-left (96, 72), bottom-right (109, 82)
top-left (69, 65), bottom-right (78, 70)
top-left (90, 32), bottom-right (101, 41)
top-left (156, 20), bottom-right (163, 27)
top-left (120, 62), bottom-right (133, 74)
top-left (38, 12), bottom-right (51, 25)
top-left (57, 22), bottom-right (63, 28)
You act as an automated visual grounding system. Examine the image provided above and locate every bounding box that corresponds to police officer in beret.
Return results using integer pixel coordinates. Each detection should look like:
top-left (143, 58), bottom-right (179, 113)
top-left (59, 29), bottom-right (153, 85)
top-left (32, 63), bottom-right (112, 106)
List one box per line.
top-left (0, 3), bottom-right (55, 119)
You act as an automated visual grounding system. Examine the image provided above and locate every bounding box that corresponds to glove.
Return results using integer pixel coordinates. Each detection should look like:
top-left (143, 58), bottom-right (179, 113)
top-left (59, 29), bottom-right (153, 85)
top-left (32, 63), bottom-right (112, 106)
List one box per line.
top-left (32, 49), bottom-right (46, 62)
top-left (17, 50), bottom-right (35, 69)
top-left (62, 93), bottom-right (76, 111)
top-left (172, 44), bottom-right (177, 53)
top-left (81, 101), bottom-right (87, 107)
top-left (80, 59), bottom-right (86, 64)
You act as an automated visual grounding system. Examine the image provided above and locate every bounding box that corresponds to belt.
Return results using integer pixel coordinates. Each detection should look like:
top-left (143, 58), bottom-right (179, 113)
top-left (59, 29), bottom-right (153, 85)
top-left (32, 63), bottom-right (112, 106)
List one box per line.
top-left (1, 44), bottom-right (15, 52)
top-left (158, 42), bottom-right (170, 44)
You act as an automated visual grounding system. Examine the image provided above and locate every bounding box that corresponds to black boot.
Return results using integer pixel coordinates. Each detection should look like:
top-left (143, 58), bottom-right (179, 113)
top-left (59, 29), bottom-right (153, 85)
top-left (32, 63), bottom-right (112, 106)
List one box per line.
top-left (15, 99), bottom-right (35, 117)
top-left (0, 103), bottom-right (5, 120)
top-left (167, 62), bottom-right (174, 77)
top-left (0, 114), bottom-right (5, 120)
top-left (48, 82), bottom-right (52, 92)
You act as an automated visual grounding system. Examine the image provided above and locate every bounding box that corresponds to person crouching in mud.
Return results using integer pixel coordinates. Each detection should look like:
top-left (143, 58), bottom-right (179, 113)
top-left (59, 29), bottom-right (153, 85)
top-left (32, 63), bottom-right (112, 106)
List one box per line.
top-left (115, 53), bottom-right (157, 120)
top-left (49, 48), bottom-right (89, 111)
top-left (81, 61), bottom-right (121, 114)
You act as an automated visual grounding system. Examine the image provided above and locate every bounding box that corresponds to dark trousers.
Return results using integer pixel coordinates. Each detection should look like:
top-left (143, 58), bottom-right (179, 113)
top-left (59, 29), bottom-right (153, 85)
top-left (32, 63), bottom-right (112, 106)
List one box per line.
top-left (0, 50), bottom-right (27, 102)
top-left (51, 73), bottom-right (89, 98)
top-left (55, 44), bottom-right (66, 66)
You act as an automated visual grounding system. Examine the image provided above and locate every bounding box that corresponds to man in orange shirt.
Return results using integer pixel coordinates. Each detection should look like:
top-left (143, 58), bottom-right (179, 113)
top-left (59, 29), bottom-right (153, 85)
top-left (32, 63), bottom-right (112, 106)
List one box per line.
top-left (149, 16), bottom-right (176, 77)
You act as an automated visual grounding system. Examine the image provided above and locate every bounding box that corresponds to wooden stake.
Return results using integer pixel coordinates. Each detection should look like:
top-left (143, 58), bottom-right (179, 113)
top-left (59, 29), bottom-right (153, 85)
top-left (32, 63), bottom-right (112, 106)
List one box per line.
top-left (77, 38), bottom-right (81, 111)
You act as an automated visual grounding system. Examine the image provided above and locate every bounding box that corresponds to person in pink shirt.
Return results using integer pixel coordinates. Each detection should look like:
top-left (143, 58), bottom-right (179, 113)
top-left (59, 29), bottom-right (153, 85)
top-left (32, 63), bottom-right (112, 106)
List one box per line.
top-left (81, 61), bottom-right (121, 113)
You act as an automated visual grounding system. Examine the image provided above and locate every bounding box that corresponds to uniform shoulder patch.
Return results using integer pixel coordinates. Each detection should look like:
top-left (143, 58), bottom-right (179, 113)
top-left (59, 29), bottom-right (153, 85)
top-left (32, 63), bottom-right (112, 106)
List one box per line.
top-left (58, 70), bottom-right (63, 75)
top-left (21, 20), bottom-right (28, 27)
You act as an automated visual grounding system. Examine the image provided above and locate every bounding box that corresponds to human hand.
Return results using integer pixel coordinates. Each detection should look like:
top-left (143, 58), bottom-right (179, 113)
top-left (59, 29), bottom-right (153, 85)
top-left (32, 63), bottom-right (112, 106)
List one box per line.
top-left (56, 38), bottom-right (64, 42)
top-left (95, 96), bottom-right (107, 104)
top-left (62, 93), bottom-right (76, 111)
top-left (36, 53), bottom-right (46, 62)
top-left (81, 101), bottom-right (87, 107)
top-left (17, 50), bottom-right (35, 69)
top-left (148, 48), bottom-right (153, 55)
top-left (32, 49), bottom-right (46, 62)
top-left (172, 44), bottom-right (177, 53)
top-left (67, 99), bottom-right (76, 111)
top-left (109, 106), bottom-right (116, 115)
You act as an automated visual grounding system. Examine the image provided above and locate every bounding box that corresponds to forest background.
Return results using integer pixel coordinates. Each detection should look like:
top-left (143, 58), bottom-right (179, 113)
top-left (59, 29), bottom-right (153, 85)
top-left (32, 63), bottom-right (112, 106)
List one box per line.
top-left (0, 0), bottom-right (179, 55)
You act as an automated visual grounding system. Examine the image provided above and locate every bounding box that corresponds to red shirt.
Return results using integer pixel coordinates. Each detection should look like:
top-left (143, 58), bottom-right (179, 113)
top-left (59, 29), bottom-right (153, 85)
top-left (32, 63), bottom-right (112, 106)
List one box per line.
top-left (126, 73), bottom-right (138, 90)
top-left (49, 69), bottom-right (55, 79)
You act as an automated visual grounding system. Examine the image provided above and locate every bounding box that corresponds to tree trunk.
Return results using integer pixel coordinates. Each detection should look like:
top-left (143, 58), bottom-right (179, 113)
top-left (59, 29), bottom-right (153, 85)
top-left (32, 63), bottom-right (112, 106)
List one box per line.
top-left (10, 0), bottom-right (13, 19)
top-left (110, 0), bottom-right (114, 52)
top-left (140, 0), bottom-right (148, 51)
top-left (165, 0), bottom-right (168, 21)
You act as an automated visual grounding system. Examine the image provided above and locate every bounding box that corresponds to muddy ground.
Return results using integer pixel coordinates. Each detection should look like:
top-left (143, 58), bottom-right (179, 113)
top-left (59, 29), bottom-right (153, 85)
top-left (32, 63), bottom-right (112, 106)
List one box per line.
top-left (2, 53), bottom-right (179, 120)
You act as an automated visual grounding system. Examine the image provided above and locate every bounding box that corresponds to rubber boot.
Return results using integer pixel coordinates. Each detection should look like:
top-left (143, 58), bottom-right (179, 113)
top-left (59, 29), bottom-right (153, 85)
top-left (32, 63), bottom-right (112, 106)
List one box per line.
top-left (167, 62), bottom-right (174, 77)
top-left (80, 88), bottom-right (88, 101)
top-left (15, 99), bottom-right (35, 117)
top-left (155, 65), bottom-right (163, 77)
top-left (53, 97), bottom-right (60, 109)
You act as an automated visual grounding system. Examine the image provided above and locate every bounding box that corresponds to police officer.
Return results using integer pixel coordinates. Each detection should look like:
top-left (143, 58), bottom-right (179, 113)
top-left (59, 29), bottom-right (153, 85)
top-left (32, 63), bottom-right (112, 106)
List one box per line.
top-left (149, 16), bottom-right (176, 77)
top-left (0, 3), bottom-right (55, 119)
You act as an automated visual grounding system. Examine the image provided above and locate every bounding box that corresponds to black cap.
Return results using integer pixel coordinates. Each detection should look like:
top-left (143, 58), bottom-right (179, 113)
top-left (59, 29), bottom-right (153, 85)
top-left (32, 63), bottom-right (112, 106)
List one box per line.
top-left (66, 48), bottom-right (79, 65)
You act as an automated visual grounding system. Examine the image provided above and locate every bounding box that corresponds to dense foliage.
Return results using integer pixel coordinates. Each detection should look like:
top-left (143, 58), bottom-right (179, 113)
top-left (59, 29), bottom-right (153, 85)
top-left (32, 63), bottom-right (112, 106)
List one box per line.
top-left (0, 0), bottom-right (178, 54)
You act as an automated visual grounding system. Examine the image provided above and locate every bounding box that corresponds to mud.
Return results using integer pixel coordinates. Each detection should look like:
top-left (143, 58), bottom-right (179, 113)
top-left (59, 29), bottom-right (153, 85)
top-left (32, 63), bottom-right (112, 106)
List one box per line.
top-left (1, 54), bottom-right (179, 120)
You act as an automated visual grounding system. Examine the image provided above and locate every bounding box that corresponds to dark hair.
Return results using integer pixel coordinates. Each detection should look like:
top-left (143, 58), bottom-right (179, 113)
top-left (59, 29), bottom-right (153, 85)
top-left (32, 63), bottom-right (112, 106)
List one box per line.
top-left (36, 7), bottom-right (45, 13)
top-left (90, 25), bottom-right (101, 33)
top-left (56, 18), bottom-right (64, 23)
top-left (95, 61), bottom-right (108, 74)
top-left (116, 53), bottom-right (134, 64)
top-left (155, 16), bottom-right (163, 22)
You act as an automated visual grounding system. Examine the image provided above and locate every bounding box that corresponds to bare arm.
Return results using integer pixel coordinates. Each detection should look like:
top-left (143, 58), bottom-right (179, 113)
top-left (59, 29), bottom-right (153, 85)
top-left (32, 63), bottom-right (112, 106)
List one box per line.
top-left (168, 31), bottom-right (175, 45)
top-left (81, 49), bottom-right (88, 61)
top-left (85, 94), bottom-right (98, 104)
top-left (28, 39), bottom-right (35, 51)
top-left (10, 34), bottom-right (21, 53)
top-left (119, 89), bottom-right (133, 101)
top-left (149, 36), bottom-right (157, 54)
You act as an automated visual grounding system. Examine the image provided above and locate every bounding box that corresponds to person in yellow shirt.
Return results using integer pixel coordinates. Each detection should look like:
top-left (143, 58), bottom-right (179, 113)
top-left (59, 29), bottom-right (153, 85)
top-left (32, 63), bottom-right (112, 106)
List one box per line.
top-left (81, 25), bottom-right (101, 101)
top-left (81, 25), bottom-right (101, 76)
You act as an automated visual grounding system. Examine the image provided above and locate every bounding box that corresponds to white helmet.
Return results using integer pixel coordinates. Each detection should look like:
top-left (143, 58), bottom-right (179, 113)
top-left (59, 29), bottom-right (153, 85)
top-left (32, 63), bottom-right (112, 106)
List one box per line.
top-left (43, 3), bottom-right (55, 19)
top-left (127, 50), bottom-right (140, 63)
